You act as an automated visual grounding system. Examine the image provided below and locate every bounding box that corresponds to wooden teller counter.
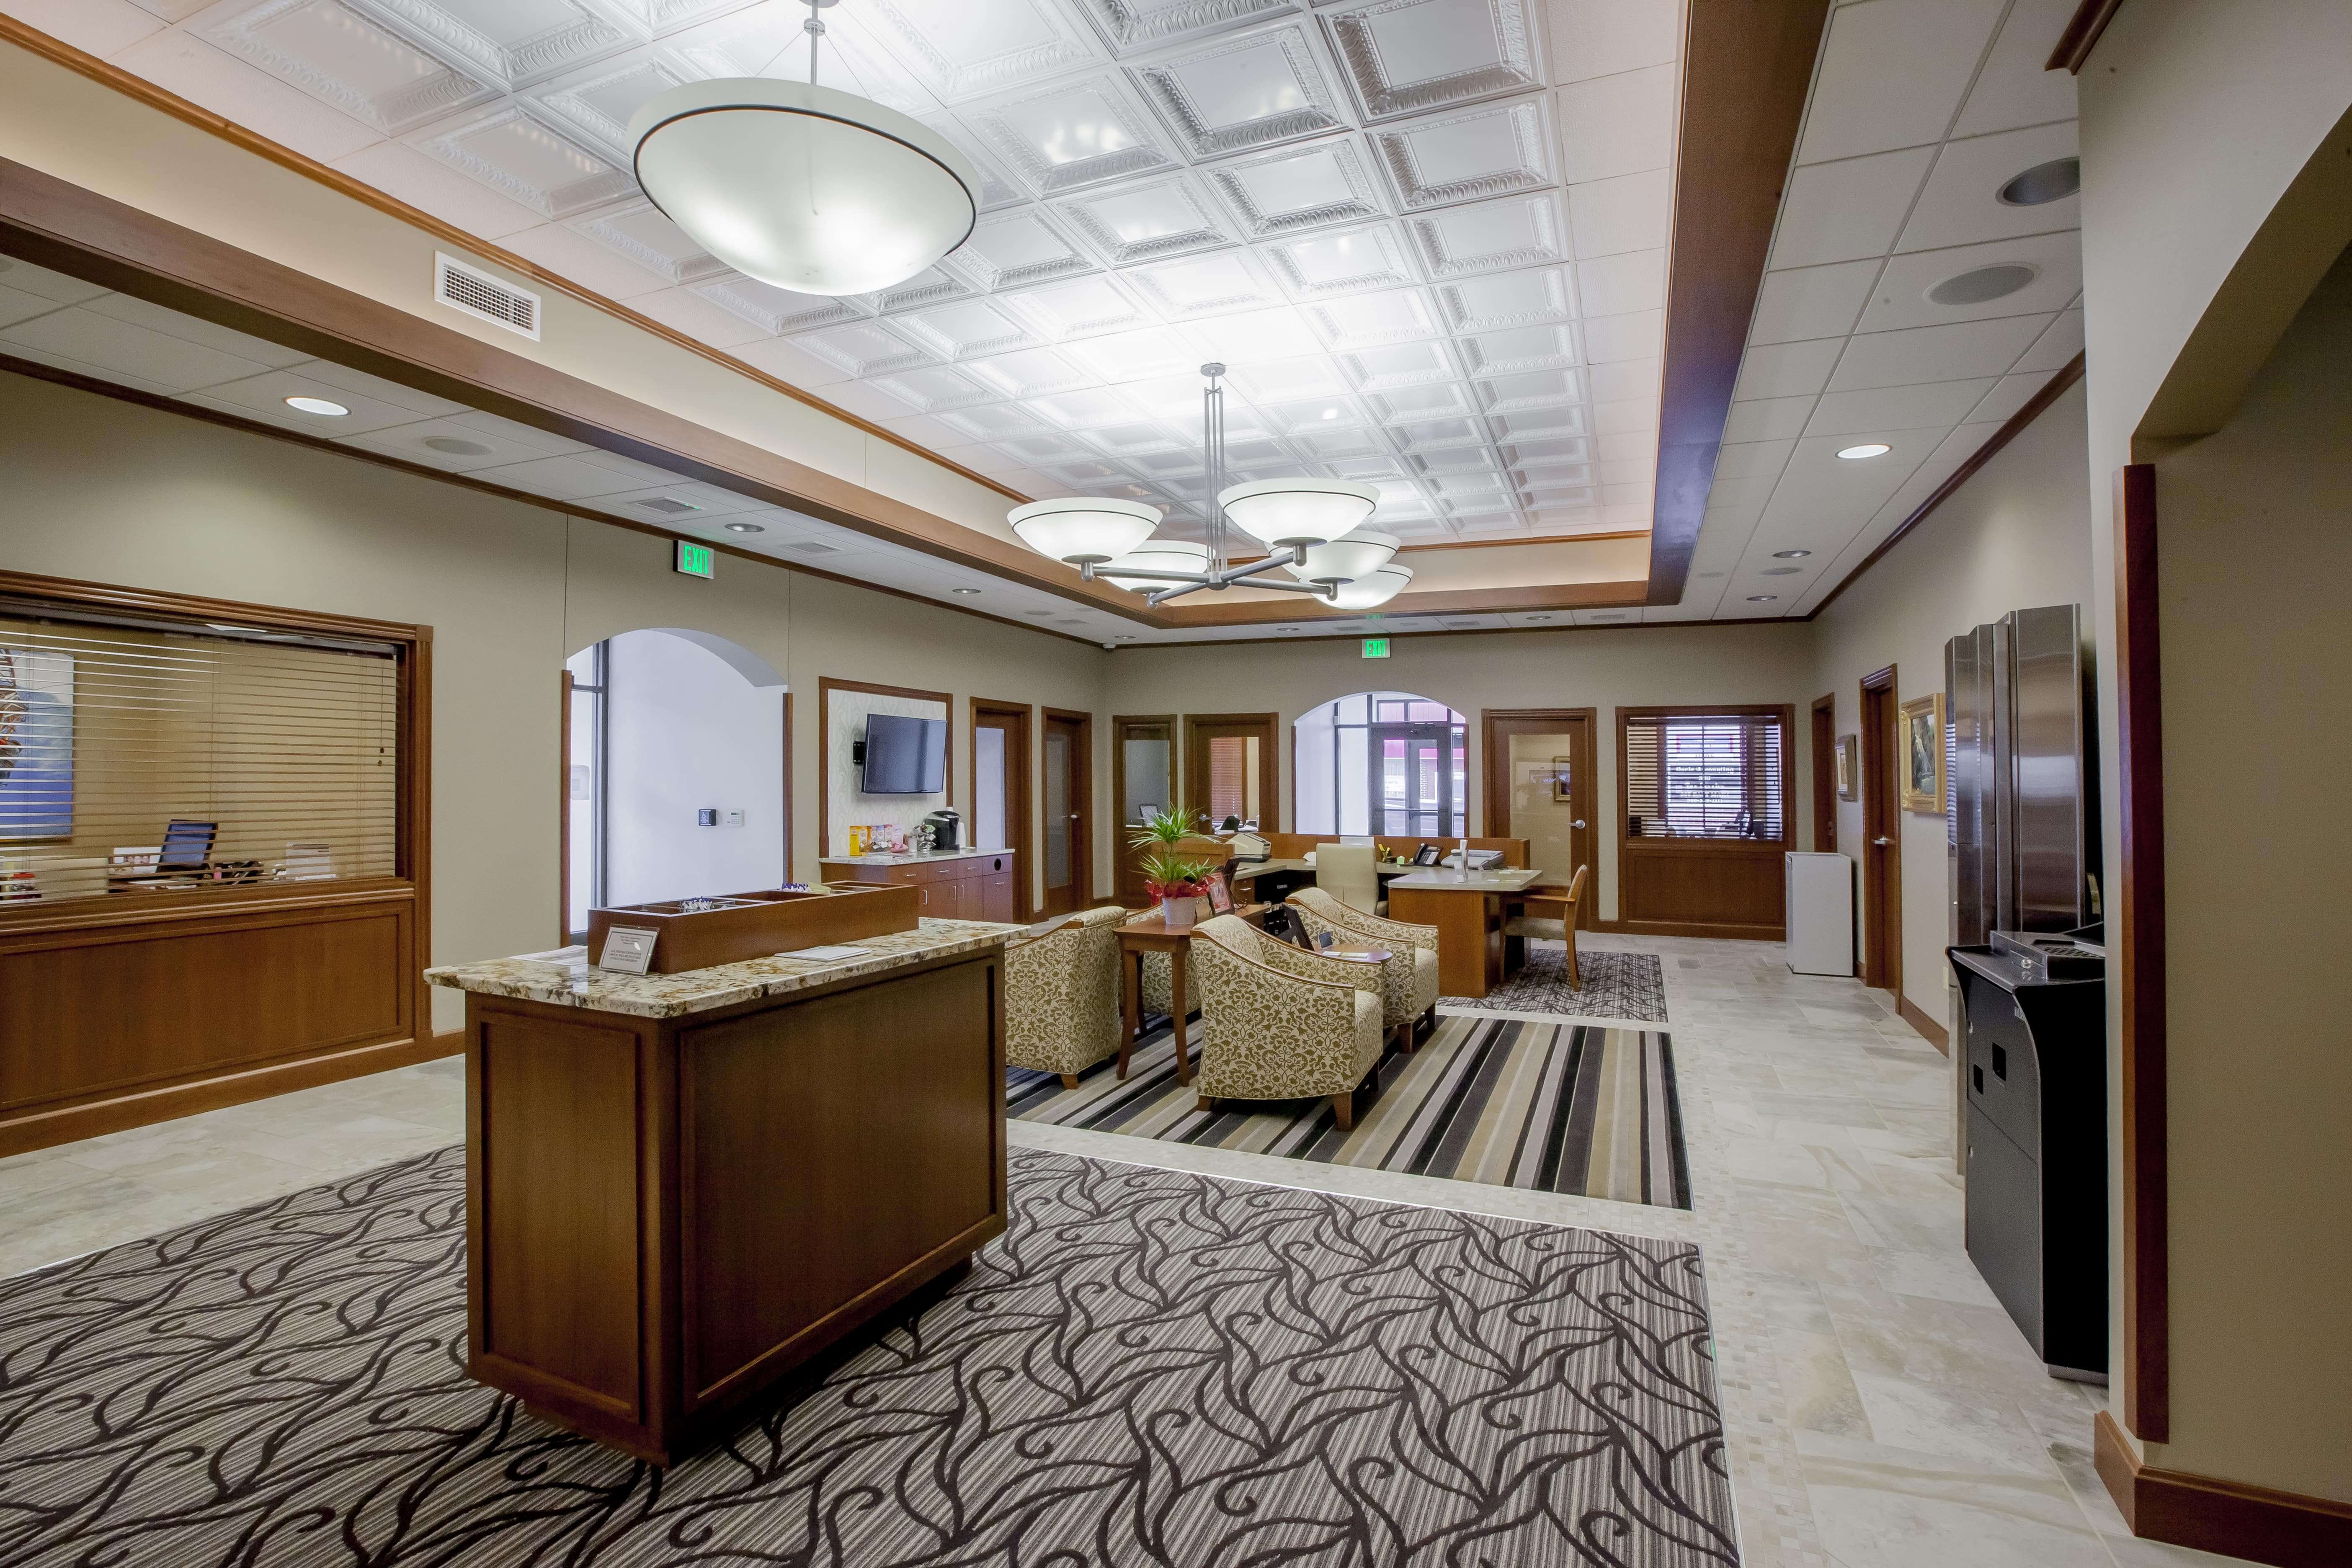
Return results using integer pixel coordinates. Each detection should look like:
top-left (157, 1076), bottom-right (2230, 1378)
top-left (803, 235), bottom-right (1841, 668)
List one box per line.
top-left (0, 570), bottom-right (432, 1157)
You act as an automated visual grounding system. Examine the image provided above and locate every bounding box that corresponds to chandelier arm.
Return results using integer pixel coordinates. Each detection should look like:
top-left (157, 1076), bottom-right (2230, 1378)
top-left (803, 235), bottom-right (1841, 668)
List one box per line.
top-left (1143, 580), bottom-right (1212, 606)
top-left (805, 0), bottom-right (823, 86)
top-left (1225, 576), bottom-right (1339, 596)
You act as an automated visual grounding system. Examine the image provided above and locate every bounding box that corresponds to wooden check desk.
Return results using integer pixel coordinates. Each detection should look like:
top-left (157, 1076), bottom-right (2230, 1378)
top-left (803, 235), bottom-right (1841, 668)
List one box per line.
top-left (1383, 868), bottom-right (1545, 998)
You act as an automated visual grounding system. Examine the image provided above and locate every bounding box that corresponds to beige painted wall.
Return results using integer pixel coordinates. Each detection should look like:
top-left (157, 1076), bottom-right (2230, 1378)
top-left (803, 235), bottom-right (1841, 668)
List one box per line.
top-left (0, 369), bottom-right (1108, 1026)
top-left (1103, 624), bottom-right (1818, 922)
top-left (2077, 0), bottom-right (2352, 1496)
top-left (1810, 381), bottom-right (2096, 1032)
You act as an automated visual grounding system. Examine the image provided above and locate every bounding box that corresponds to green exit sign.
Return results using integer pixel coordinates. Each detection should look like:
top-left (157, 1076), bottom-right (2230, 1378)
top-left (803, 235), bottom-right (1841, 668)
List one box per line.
top-left (1362, 636), bottom-right (1390, 659)
top-left (674, 539), bottom-right (715, 579)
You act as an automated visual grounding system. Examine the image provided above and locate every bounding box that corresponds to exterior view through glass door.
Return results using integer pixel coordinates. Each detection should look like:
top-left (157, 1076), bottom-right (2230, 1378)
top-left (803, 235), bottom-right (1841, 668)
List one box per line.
top-left (1041, 709), bottom-right (1091, 916)
top-left (1375, 726), bottom-right (1457, 837)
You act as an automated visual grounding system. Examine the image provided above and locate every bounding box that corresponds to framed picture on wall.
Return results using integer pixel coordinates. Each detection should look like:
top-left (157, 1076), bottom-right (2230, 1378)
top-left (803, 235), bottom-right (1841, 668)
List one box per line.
top-left (1550, 756), bottom-right (1574, 801)
top-left (1900, 694), bottom-right (1947, 813)
top-left (1834, 734), bottom-right (1859, 802)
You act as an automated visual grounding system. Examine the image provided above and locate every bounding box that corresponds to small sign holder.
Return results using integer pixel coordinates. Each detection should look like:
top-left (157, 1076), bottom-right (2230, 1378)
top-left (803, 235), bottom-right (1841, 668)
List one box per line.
top-left (596, 926), bottom-right (660, 974)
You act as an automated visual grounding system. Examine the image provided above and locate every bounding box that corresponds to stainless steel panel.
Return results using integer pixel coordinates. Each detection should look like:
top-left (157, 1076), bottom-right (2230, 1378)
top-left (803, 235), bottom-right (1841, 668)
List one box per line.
top-left (2006, 605), bottom-right (2088, 931)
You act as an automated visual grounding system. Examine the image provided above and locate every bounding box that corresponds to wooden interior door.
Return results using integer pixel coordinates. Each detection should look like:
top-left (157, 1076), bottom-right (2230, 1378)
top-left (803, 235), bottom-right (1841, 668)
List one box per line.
top-left (1860, 667), bottom-right (1902, 993)
top-left (1810, 692), bottom-right (1837, 853)
top-left (969, 699), bottom-right (1032, 919)
top-left (1112, 714), bottom-right (1176, 907)
top-left (1481, 708), bottom-right (1596, 923)
top-left (1040, 709), bottom-right (1092, 915)
top-left (1183, 713), bottom-right (1279, 832)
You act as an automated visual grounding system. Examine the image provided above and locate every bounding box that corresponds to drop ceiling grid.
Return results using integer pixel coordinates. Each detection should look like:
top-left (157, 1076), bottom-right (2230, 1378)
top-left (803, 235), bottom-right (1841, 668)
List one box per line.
top-left (1676, 0), bottom-right (2084, 622)
top-left (13, 0), bottom-right (1688, 560)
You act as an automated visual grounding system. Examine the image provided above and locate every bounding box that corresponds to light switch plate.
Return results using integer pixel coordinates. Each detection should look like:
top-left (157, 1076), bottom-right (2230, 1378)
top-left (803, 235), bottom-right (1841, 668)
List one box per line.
top-left (725, 810), bottom-right (745, 828)
top-left (696, 808), bottom-right (717, 826)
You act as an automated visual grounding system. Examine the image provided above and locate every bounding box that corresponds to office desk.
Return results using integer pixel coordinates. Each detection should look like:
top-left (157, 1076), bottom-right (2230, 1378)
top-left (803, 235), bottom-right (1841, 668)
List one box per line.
top-left (1384, 869), bottom-right (1544, 998)
top-left (1227, 858), bottom-right (1417, 905)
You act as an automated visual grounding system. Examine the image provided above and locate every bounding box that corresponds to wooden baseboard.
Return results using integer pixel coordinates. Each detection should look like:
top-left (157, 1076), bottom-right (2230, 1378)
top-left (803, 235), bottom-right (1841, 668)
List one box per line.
top-left (1898, 994), bottom-right (1950, 1053)
top-left (0, 1029), bottom-right (466, 1159)
top-left (2095, 1410), bottom-right (2352, 1568)
top-left (1594, 917), bottom-right (1787, 941)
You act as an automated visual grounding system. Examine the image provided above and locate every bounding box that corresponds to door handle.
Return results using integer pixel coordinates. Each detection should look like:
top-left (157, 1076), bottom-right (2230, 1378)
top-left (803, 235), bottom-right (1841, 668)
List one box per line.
top-left (1572, 819), bottom-right (1586, 829)
top-left (1872, 836), bottom-right (1895, 846)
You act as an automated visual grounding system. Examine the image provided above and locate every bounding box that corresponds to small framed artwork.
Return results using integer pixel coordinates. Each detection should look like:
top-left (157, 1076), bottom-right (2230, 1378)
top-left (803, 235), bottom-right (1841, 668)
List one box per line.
top-left (1835, 735), bottom-right (1859, 802)
top-left (1204, 871), bottom-right (1233, 916)
top-left (1901, 693), bottom-right (1947, 813)
top-left (1551, 756), bottom-right (1574, 802)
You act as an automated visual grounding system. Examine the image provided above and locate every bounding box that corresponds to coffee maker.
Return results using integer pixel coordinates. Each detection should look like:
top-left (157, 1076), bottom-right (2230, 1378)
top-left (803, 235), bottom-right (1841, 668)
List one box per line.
top-left (922, 808), bottom-right (962, 851)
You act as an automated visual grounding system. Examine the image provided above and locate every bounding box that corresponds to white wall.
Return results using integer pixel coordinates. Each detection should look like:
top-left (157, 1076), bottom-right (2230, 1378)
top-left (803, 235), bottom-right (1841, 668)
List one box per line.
top-left (825, 688), bottom-right (948, 856)
top-left (603, 629), bottom-right (786, 906)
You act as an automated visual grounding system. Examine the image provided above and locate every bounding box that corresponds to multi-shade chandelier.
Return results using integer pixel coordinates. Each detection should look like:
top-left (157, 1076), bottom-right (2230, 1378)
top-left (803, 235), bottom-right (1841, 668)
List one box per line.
top-left (1009, 366), bottom-right (1413, 611)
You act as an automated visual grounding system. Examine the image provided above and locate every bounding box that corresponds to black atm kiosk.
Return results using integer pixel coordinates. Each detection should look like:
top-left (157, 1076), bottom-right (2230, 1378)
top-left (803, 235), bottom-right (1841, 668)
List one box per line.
top-left (1949, 928), bottom-right (2108, 1382)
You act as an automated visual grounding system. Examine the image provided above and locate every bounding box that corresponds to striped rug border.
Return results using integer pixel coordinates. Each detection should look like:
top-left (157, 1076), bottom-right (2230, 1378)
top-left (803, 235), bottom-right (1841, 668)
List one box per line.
top-left (1009, 1012), bottom-right (1691, 1210)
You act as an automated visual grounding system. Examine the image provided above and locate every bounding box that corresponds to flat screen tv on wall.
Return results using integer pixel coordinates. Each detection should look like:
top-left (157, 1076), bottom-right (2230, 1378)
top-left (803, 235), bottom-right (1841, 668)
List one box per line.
top-left (861, 714), bottom-right (946, 794)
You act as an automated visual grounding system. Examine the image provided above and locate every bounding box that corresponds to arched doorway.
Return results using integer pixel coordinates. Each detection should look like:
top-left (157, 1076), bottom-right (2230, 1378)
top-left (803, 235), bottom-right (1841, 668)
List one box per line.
top-left (564, 628), bottom-right (789, 939)
top-left (1293, 691), bottom-right (1467, 838)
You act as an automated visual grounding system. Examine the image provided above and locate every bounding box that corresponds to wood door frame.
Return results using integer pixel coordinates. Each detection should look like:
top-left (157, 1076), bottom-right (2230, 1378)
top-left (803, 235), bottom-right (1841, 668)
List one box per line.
top-left (1859, 666), bottom-right (1901, 995)
top-left (817, 677), bottom-right (953, 860)
top-left (779, 689), bottom-right (794, 885)
top-left (968, 697), bottom-right (1034, 921)
top-left (1480, 707), bottom-right (1598, 926)
top-left (1810, 692), bottom-right (1838, 853)
top-left (1182, 712), bottom-right (1280, 833)
top-left (1112, 714), bottom-right (1179, 908)
top-left (1041, 708), bottom-right (1095, 912)
top-left (1612, 702), bottom-right (1797, 939)
top-left (559, 669), bottom-right (573, 944)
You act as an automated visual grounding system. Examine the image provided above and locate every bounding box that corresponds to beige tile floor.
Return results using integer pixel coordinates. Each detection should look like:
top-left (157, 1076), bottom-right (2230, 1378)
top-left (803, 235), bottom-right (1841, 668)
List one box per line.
top-left (0, 941), bottom-right (2249, 1568)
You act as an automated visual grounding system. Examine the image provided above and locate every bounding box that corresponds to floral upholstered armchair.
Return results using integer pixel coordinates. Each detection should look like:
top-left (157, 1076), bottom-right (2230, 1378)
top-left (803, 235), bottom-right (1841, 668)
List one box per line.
top-left (1004, 905), bottom-right (1127, 1088)
top-left (1139, 949), bottom-right (1199, 1023)
top-left (1286, 887), bottom-right (1442, 1049)
top-left (1189, 913), bottom-right (1387, 1131)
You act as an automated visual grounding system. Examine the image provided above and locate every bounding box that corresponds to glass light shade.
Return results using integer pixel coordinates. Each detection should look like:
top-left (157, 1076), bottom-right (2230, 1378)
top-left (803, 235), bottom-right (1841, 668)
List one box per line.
top-left (1284, 529), bottom-right (1399, 586)
top-left (1007, 496), bottom-right (1161, 565)
top-left (630, 80), bottom-right (980, 297)
top-left (1100, 539), bottom-right (1210, 592)
top-left (1217, 478), bottom-right (1380, 547)
top-left (1325, 563), bottom-right (1413, 610)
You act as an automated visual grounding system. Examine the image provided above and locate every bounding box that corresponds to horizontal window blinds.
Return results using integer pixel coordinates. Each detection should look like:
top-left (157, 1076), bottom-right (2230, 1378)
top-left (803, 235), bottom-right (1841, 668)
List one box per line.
top-left (0, 612), bottom-right (398, 905)
top-left (1625, 713), bottom-right (1786, 843)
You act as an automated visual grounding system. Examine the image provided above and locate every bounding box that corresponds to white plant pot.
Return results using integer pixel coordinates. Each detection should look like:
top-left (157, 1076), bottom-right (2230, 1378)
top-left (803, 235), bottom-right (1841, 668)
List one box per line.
top-left (1161, 895), bottom-right (1197, 929)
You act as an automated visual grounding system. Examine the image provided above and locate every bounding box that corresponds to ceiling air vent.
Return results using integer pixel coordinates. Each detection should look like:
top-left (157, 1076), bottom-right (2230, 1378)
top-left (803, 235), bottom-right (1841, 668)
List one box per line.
top-left (635, 496), bottom-right (701, 516)
top-left (781, 540), bottom-right (839, 556)
top-left (434, 253), bottom-right (540, 340)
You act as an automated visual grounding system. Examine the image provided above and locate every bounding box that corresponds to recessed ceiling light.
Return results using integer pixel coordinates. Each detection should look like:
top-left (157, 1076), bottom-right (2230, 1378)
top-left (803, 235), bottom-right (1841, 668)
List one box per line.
top-left (422, 436), bottom-right (492, 456)
top-left (1837, 443), bottom-right (1892, 460)
top-left (1746, 595), bottom-right (1779, 603)
top-left (1762, 567), bottom-right (1802, 576)
top-left (1525, 615), bottom-right (1553, 622)
top-left (723, 521), bottom-right (765, 534)
top-left (1275, 625), bottom-right (1298, 631)
top-left (1320, 408), bottom-right (1338, 420)
top-left (1772, 548), bottom-right (1812, 559)
top-left (284, 395), bottom-right (348, 417)
top-left (1927, 263), bottom-right (2038, 307)
top-left (949, 586), bottom-right (982, 595)
top-left (1998, 156), bottom-right (2080, 207)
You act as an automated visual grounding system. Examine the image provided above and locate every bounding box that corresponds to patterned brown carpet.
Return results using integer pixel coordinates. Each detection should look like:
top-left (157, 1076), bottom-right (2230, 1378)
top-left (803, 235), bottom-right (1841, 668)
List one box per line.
top-left (1444, 948), bottom-right (1669, 1021)
top-left (0, 1144), bottom-right (1738, 1566)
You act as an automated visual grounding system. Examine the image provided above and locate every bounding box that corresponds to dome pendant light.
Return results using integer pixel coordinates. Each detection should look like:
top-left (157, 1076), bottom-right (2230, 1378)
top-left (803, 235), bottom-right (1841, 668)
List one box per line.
top-left (628, 0), bottom-right (979, 298)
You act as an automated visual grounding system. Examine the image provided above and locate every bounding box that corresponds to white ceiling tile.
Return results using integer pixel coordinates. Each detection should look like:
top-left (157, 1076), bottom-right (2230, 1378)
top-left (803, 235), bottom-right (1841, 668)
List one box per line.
top-left (1326, 0), bottom-right (1544, 123)
top-left (1202, 137), bottom-right (1388, 240)
top-left (867, 366), bottom-right (996, 413)
top-left (1856, 230), bottom-right (2084, 332)
top-left (2014, 307), bottom-right (2083, 373)
top-left (998, 274), bottom-right (1155, 340)
top-left (856, 0), bottom-right (1104, 101)
top-left (1131, 20), bottom-right (1349, 159)
top-left (1547, 0), bottom-right (1676, 83)
top-left (1952, 0), bottom-right (2080, 137)
top-left (1731, 337), bottom-right (1841, 401)
top-left (689, 273), bottom-right (867, 336)
top-left (624, 284), bottom-right (773, 347)
top-left (1805, 378), bottom-right (1994, 436)
top-left (448, 408), bottom-right (593, 453)
top-left (1022, 385), bottom-right (1145, 429)
top-left (567, 199), bottom-right (728, 285)
top-left (1567, 168), bottom-right (1669, 259)
top-left (862, 263), bottom-right (982, 316)
top-left (1747, 260), bottom-right (1881, 345)
top-left (1769, 147), bottom-right (1936, 268)
top-left (1076, 419), bottom-right (1189, 458)
top-left (963, 72), bottom-right (1180, 196)
top-left (277, 355), bottom-right (471, 415)
top-left (1488, 404), bottom-right (1584, 441)
top-left (947, 209), bottom-right (1097, 291)
top-left (1063, 325), bottom-right (1204, 381)
top-left (909, 113), bottom-right (1027, 210)
top-left (1896, 121), bottom-right (2079, 254)
top-left (1588, 396), bottom-right (1653, 436)
top-left (369, 0), bottom-right (645, 90)
top-left (1710, 439), bottom-right (1792, 481)
top-left (1474, 368), bottom-right (1580, 415)
top-left (498, 219), bottom-right (670, 297)
top-left (1051, 173), bottom-right (1235, 266)
top-left (963, 346), bottom-right (1097, 400)
top-left (1336, 338), bottom-right (1457, 392)
top-left (0, 260), bottom-right (109, 308)
top-left (1497, 434), bottom-right (1589, 468)
top-left (342, 412), bottom-right (575, 470)
top-left (1301, 286), bottom-right (1444, 351)
top-left (0, 283), bottom-right (70, 332)
top-left (1795, 0), bottom-right (2007, 165)
top-left (1967, 367), bottom-right (2059, 425)
top-left (468, 451), bottom-right (652, 499)
top-left (1260, 221), bottom-right (1420, 299)
top-left (1826, 314), bottom-right (2049, 392)
top-left (1456, 321), bottom-right (1577, 374)
top-left (1389, 414), bottom-right (1489, 450)
top-left (1553, 62), bottom-right (1674, 183)
top-left (1720, 395), bottom-right (1814, 445)
top-left (2, 306), bottom-right (276, 393)
top-left (78, 294), bottom-right (312, 369)
top-left (1433, 266), bottom-right (1572, 332)
top-left (792, 319), bottom-right (937, 377)
top-left (406, 103), bottom-right (636, 218)
top-left (330, 139), bottom-right (546, 237)
top-left (1579, 309), bottom-right (1657, 364)
top-left (1405, 191), bottom-right (1568, 279)
top-left (1123, 250), bottom-right (1285, 317)
top-left (10, 0), bottom-right (166, 54)
top-left (889, 298), bottom-right (1043, 361)
top-left (194, 0), bottom-right (500, 134)
top-left (724, 333), bottom-right (853, 388)
top-left (936, 402), bottom-right (1052, 441)
top-left (103, 29), bottom-right (376, 162)
top-left (1227, 354), bottom-right (1351, 402)
top-left (1572, 246), bottom-right (1663, 315)
top-left (812, 377), bottom-right (931, 422)
top-left (1369, 381), bottom-right (1477, 423)
top-left (1179, 306), bottom-right (1323, 362)
top-left (1075, 0), bottom-right (1302, 55)
top-left (1587, 355), bottom-right (1656, 405)
top-left (525, 49), bottom-right (681, 156)
top-left (1369, 95), bottom-right (1555, 212)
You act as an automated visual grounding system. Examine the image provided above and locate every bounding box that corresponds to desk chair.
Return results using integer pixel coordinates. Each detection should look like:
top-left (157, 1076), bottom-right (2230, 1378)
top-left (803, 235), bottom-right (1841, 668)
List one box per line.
top-left (1314, 842), bottom-right (1385, 916)
top-left (1502, 863), bottom-right (1588, 988)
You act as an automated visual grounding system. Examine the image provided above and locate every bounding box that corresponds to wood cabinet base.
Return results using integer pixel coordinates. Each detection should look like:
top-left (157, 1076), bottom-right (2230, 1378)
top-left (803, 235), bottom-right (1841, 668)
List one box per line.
top-left (464, 949), bottom-right (1007, 1465)
top-left (1386, 886), bottom-right (1507, 998)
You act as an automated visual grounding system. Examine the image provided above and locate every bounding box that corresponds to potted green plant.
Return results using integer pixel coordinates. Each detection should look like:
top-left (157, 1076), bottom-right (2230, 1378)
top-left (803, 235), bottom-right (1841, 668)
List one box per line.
top-left (1130, 805), bottom-right (1215, 927)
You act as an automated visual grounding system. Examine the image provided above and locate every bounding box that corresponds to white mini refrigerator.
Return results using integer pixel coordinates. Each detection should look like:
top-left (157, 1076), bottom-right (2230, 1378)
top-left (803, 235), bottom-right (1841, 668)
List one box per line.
top-left (1785, 852), bottom-right (1855, 976)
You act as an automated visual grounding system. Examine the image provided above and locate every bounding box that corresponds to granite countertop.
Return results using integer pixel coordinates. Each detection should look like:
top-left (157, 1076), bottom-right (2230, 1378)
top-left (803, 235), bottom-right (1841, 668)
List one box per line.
top-left (1386, 867), bottom-right (1545, 891)
top-left (424, 917), bottom-right (1026, 1019)
top-left (818, 848), bottom-right (1011, 864)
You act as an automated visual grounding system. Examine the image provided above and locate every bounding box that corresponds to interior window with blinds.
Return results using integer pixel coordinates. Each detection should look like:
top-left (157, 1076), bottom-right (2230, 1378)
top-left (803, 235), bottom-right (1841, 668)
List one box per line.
top-left (0, 607), bottom-right (398, 905)
top-left (1624, 712), bottom-right (1787, 842)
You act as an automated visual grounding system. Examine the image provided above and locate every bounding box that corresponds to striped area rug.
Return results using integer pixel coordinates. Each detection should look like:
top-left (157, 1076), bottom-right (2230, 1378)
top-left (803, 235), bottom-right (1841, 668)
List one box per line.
top-left (1009, 1011), bottom-right (1690, 1210)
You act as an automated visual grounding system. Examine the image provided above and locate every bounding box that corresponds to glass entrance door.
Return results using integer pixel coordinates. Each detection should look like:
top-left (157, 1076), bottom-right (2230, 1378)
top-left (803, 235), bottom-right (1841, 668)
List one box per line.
top-left (1372, 724), bottom-right (1455, 837)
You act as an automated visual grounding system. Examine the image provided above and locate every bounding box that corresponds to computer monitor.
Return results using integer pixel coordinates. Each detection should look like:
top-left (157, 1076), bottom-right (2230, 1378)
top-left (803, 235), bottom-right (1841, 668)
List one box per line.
top-left (157, 820), bottom-right (217, 870)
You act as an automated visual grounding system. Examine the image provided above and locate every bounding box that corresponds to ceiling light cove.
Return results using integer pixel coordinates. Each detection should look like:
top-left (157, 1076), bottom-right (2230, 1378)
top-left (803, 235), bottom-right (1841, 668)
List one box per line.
top-left (1746, 595), bottom-right (1779, 603)
top-left (949, 587), bottom-right (983, 596)
top-left (1772, 549), bottom-right (1813, 559)
top-left (283, 396), bottom-right (349, 417)
top-left (627, 3), bottom-right (979, 296)
top-left (723, 522), bottom-right (766, 533)
top-left (1836, 443), bottom-right (1892, 460)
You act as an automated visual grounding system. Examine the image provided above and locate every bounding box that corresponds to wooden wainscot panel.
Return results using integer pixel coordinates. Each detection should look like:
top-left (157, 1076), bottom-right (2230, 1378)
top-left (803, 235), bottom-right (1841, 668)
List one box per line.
top-left (1617, 844), bottom-right (1788, 937)
top-left (0, 889), bottom-right (414, 1112)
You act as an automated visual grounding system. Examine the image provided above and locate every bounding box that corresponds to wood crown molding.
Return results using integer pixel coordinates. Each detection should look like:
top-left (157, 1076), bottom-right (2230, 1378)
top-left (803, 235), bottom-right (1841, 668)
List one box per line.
top-left (2048, 0), bottom-right (2130, 73)
top-left (2094, 1411), bottom-right (2352, 1568)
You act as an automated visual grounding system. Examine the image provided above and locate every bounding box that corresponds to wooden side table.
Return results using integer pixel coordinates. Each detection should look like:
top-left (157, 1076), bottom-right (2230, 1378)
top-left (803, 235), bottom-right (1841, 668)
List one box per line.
top-left (1117, 913), bottom-right (1194, 1084)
